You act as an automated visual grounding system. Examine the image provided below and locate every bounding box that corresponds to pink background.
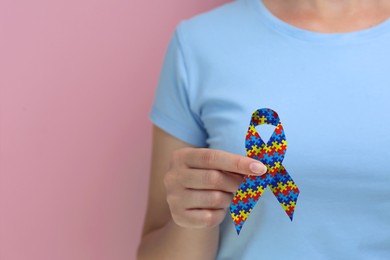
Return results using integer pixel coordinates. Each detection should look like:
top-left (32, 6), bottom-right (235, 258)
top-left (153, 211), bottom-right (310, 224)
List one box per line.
top-left (0, 1), bottom-right (229, 259)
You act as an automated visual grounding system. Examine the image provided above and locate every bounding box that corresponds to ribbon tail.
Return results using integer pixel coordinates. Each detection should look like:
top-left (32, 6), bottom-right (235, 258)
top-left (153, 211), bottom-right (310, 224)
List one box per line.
top-left (229, 174), bottom-right (269, 235)
top-left (268, 165), bottom-right (300, 221)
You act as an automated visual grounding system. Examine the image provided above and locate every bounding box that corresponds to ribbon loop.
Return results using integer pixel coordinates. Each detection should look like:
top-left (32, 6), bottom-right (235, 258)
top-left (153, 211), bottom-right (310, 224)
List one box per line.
top-left (230, 108), bottom-right (300, 235)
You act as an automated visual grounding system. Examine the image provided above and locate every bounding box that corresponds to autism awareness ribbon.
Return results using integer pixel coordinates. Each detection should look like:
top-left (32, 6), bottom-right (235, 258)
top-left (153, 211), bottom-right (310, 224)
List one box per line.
top-left (229, 108), bottom-right (300, 235)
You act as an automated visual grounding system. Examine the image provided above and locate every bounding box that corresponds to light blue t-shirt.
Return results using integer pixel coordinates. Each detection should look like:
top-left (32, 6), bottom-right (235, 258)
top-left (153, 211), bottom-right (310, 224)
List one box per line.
top-left (149, 0), bottom-right (390, 259)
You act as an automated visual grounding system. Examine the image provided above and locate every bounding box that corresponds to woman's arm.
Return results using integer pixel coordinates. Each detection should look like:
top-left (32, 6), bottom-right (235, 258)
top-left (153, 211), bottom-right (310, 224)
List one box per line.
top-left (137, 126), bottom-right (267, 260)
top-left (137, 126), bottom-right (219, 260)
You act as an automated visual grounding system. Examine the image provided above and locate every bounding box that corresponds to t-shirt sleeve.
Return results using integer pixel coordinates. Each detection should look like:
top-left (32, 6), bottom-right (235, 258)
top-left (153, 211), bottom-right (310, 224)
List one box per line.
top-left (149, 23), bottom-right (208, 147)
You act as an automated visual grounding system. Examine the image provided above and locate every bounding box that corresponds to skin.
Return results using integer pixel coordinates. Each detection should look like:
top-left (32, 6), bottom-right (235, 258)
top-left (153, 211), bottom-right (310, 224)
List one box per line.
top-left (137, 1), bottom-right (390, 259)
top-left (263, 0), bottom-right (390, 33)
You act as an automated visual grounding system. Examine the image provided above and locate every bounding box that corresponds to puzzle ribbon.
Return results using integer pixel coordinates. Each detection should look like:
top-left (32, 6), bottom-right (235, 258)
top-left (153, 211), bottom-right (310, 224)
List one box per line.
top-left (229, 108), bottom-right (300, 235)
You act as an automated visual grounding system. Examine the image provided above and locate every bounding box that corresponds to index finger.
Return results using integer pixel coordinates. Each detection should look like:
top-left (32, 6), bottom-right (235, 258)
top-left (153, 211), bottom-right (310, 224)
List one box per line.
top-left (183, 148), bottom-right (267, 176)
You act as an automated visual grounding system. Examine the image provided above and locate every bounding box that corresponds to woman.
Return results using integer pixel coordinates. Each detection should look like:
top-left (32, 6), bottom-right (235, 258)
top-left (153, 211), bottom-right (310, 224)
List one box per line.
top-left (137, 0), bottom-right (390, 259)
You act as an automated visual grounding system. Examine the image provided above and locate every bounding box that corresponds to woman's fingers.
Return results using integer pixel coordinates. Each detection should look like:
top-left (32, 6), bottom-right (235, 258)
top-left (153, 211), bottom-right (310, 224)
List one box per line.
top-left (178, 148), bottom-right (267, 175)
top-left (165, 147), bottom-right (267, 229)
top-left (172, 208), bottom-right (227, 229)
top-left (176, 189), bottom-right (234, 209)
top-left (180, 168), bottom-right (244, 193)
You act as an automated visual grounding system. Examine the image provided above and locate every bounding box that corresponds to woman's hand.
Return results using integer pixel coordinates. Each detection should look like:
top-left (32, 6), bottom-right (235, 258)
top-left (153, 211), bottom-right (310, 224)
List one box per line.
top-left (164, 148), bottom-right (267, 229)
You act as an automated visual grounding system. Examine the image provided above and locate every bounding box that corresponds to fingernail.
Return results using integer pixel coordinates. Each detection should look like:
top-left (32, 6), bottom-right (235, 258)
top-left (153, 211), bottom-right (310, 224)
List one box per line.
top-left (249, 162), bottom-right (267, 174)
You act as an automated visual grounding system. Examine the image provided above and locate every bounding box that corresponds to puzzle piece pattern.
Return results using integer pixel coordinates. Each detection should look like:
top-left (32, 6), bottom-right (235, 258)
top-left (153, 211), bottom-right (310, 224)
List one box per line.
top-left (229, 108), bottom-right (300, 235)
